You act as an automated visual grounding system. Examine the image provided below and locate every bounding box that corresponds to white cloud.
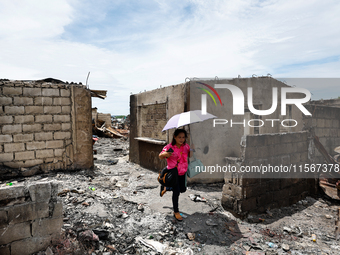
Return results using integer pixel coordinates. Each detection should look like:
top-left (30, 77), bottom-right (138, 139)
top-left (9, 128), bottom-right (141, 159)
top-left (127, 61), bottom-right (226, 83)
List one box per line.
top-left (0, 0), bottom-right (340, 114)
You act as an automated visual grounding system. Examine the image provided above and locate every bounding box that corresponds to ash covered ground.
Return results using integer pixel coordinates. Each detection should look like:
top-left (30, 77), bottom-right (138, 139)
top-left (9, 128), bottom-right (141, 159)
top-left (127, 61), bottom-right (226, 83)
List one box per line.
top-left (9, 137), bottom-right (340, 254)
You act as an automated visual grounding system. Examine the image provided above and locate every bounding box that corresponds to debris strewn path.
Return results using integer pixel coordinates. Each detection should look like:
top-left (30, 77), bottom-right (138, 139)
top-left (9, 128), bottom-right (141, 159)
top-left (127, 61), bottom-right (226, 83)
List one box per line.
top-left (4, 137), bottom-right (339, 254)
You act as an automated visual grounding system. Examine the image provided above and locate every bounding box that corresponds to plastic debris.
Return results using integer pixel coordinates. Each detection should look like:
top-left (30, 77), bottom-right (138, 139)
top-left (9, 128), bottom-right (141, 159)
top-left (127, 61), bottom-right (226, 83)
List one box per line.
top-left (266, 242), bottom-right (278, 249)
top-left (180, 213), bottom-right (187, 218)
top-left (312, 234), bottom-right (316, 242)
top-left (187, 232), bottom-right (195, 240)
top-left (137, 204), bottom-right (144, 211)
top-left (6, 182), bottom-right (13, 186)
top-left (189, 194), bottom-right (207, 202)
top-left (89, 186), bottom-right (95, 191)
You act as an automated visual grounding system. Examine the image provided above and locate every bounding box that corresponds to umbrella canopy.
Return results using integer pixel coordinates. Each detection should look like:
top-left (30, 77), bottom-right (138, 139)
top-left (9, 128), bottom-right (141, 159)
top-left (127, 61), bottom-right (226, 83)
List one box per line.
top-left (162, 110), bottom-right (217, 131)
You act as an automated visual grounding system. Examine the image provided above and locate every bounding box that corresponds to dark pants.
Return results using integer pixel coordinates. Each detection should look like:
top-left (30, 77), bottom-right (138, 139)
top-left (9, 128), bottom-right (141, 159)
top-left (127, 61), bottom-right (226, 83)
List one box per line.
top-left (171, 174), bottom-right (186, 213)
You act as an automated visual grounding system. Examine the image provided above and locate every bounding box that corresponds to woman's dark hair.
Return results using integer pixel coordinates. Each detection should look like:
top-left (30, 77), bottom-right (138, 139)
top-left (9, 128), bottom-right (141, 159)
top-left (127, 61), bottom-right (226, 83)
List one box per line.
top-left (171, 128), bottom-right (187, 145)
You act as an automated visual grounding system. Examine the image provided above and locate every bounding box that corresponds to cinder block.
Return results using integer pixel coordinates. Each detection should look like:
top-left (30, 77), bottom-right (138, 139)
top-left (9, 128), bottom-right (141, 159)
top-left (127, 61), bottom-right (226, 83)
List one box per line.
top-left (0, 245), bottom-right (10, 255)
top-left (23, 124), bottom-right (42, 132)
top-left (62, 123), bottom-right (71, 130)
top-left (4, 143), bottom-right (25, 153)
top-left (54, 115), bottom-right (71, 122)
top-left (0, 153), bottom-right (13, 162)
top-left (0, 116), bottom-right (13, 124)
top-left (0, 135), bottom-right (12, 143)
top-left (27, 141), bottom-right (46, 150)
top-left (22, 159), bottom-right (44, 168)
top-left (11, 236), bottom-right (53, 255)
top-left (0, 210), bottom-right (7, 227)
top-left (14, 97), bottom-right (33, 105)
top-left (44, 106), bottom-right (61, 114)
top-left (222, 183), bottom-right (243, 199)
top-left (13, 134), bottom-right (33, 143)
top-left (23, 87), bottom-right (41, 96)
top-left (5, 106), bottom-right (24, 115)
top-left (35, 115), bottom-right (52, 123)
top-left (14, 115), bottom-right (34, 123)
top-left (36, 149), bottom-right (54, 158)
top-left (43, 123), bottom-right (61, 131)
top-left (60, 89), bottom-right (71, 97)
top-left (54, 131), bottom-right (71, 140)
top-left (0, 185), bottom-right (25, 201)
top-left (34, 97), bottom-right (53, 106)
top-left (52, 201), bottom-right (63, 218)
top-left (25, 106), bottom-right (44, 114)
top-left (15, 151), bottom-right (35, 161)
top-left (32, 217), bottom-right (63, 237)
top-left (28, 182), bottom-right (51, 202)
top-left (2, 124), bottom-right (21, 134)
top-left (54, 148), bottom-right (65, 157)
top-left (35, 132), bottom-right (53, 141)
top-left (62, 106), bottom-right (71, 114)
top-left (53, 97), bottom-right (71, 105)
top-left (4, 161), bottom-right (25, 168)
top-left (0, 107), bottom-right (2, 114)
top-left (46, 140), bottom-right (63, 149)
top-left (42, 88), bottom-right (59, 96)
top-left (8, 203), bottom-right (34, 224)
top-left (0, 222), bottom-right (31, 245)
top-left (0, 96), bottom-right (12, 105)
top-left (239, 197), bottom-right (257, 212)
top-left (0, 145), bottom-right (2, 153)
top-left (34, 202), bottom-right (50, 219)
top-left (3, 86), bottom-right (22, 95)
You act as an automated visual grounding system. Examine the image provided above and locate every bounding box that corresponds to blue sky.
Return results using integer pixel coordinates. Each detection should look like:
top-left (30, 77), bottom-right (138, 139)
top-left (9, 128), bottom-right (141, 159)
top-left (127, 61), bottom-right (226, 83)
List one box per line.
top-left (1, 0), bottom-right (340, 114)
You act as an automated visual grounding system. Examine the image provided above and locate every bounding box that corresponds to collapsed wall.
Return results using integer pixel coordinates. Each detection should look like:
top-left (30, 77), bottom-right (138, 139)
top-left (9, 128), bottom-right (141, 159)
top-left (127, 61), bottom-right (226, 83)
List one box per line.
top-left (0, 181), bottom-right (63, 255)
top-left (0, 80), bottom-right (93, 180)
top-left (304, 104), bottom-right (340, 163)
top-left (222, 131), bottom-right (317, 216)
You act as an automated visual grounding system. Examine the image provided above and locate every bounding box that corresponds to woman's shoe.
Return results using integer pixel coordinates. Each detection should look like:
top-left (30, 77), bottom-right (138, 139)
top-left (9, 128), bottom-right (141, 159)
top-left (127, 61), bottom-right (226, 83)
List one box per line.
top-left (174, 212), bottom-right (183, 221)
top-left (160, 186), bottom-right (167, 197)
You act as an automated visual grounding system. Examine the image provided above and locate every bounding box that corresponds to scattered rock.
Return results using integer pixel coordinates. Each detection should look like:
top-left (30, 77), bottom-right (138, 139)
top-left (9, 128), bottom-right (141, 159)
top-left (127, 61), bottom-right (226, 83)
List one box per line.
top-left (282, 243), bottom-right (290, 251)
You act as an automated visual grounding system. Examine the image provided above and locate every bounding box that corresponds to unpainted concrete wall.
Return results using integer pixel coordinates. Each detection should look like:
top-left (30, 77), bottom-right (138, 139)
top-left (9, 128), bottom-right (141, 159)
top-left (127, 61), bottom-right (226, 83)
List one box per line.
top-left (304, 105), bottom-right (340, 163)
top-left (189, 77), bottom-right (304, 183)
top-left (97, 113), bottom-right (111, 127)
top-left (0, 81), bottom-right (93, 180)
top-left (130, 84), bottom-right (188, 170)
top-left (0, 181), bottom-right (63, 255)
top-left (221, 131), bottom-right (317, 216)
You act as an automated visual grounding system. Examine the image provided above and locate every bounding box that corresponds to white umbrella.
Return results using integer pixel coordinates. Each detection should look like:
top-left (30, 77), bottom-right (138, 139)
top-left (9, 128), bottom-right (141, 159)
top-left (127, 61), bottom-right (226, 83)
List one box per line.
top-left (162, 110), bottom-right (217, 131)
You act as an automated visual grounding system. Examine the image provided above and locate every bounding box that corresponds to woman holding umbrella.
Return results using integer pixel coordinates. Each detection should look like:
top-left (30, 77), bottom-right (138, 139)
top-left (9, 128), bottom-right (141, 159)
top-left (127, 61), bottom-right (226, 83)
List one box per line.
top-left (159, 128), bottom-right (193, 221)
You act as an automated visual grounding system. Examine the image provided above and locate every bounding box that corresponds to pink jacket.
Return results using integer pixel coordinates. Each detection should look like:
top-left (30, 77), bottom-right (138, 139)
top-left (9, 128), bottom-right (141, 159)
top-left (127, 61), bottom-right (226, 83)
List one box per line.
top-left (161, 143), bottom-right (190, 176)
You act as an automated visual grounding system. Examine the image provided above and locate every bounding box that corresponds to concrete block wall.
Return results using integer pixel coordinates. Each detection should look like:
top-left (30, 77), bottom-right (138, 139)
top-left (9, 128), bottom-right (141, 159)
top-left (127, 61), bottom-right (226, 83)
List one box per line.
top-left (0, 181), bottom-right (63, 255)
top-left (222, 131), bottom-right (317, 216)
top-left (0, 80), bottom-right (93, 180)
top-left (304, 105), bottom-right (340, 163)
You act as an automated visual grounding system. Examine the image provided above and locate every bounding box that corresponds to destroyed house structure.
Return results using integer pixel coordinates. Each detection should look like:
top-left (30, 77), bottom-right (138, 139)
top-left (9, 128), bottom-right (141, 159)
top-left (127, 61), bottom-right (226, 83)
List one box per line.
top-left (0, 78), bottom-right (94, 180)
top-left (130, 77), bottom-right (340, 215)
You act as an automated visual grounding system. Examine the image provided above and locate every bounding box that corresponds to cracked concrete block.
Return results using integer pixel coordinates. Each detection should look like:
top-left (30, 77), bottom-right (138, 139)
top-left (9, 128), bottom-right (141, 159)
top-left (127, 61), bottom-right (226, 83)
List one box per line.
top-left (32, 217), bottom-right (63, 237)
top-left (8, 203), bottom-right (35, 224)
top-left (0, 185), bottom-right (26, 202)
top-left (11, 236), bottom-right (52, 255)
top-left (0, 221), bottom-right (31, 245)
top-left (28, 182), bottom-right (51, 203)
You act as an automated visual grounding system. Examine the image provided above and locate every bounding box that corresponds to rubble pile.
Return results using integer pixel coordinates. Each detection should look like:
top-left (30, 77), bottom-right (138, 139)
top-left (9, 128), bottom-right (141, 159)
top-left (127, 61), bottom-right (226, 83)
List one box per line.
top-left (2, 137), bottom-right (340, 254)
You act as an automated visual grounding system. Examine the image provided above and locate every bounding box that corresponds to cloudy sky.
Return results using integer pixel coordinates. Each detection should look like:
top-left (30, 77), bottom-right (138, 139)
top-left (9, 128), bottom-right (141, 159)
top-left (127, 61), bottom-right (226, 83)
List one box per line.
top-left (1, 0), bottom-right (340, 115)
